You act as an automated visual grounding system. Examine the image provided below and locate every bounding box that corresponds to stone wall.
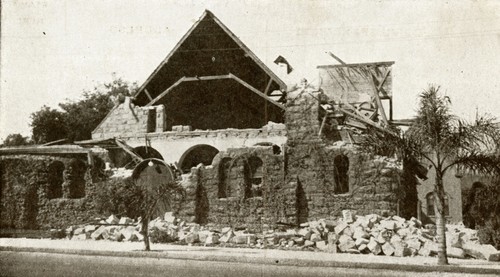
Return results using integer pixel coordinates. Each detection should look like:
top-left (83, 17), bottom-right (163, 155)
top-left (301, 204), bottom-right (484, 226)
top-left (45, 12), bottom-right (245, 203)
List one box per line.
top-left (175, 146), bottom-right (285, 231)
top-left (284, 90), bottom-right (401, 223)
top-left (0, 155), bottom-right (103, 229)
top-left (92, 98), bottom-right (165, 139)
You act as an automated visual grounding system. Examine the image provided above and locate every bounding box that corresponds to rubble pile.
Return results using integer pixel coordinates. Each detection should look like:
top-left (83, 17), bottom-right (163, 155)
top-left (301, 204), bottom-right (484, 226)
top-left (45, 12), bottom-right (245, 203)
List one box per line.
top-left (62, 210), bottom-right (500, 261)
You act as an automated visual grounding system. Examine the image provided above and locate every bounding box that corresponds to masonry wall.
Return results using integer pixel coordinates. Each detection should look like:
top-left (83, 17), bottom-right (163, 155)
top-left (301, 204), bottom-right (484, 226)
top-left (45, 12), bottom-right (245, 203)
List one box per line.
top-left (284, 90), bottom-right (401, 222)
top-left (175, 146), bottom-right (285, 231)
top-left (92, 98), bottom-right (165, 139)
top-left (0, 155), bottom-right (104, 229)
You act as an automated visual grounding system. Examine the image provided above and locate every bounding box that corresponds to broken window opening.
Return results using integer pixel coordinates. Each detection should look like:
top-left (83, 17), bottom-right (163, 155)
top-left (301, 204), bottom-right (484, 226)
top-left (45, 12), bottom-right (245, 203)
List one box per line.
top-left (426, 192), bottom-right (449, 217)
top-left (245, 157), bottom-right (264, 199)
top-left (47, 161), bottom-right (64, 199)
top-left (147, 108), bottom-right (157, 133)
top-left (333, 154), bottom-right (349, 194)
top-left (64, 158), bottom-right (87, 199)
top-left (218, 157), bottom-right (232, 198)
top-left (178, 144), bottom-right (219, 173)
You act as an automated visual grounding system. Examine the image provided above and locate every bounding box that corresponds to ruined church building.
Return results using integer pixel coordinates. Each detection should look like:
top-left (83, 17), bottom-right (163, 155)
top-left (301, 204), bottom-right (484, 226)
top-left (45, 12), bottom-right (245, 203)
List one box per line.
top-left (1, 11), bottom-right (412, 230)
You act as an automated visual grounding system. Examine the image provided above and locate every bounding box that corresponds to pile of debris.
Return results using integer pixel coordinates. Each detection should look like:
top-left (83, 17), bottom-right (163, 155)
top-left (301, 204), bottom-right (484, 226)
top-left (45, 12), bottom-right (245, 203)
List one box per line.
top-left (62, 210), bottom-right (500, 261)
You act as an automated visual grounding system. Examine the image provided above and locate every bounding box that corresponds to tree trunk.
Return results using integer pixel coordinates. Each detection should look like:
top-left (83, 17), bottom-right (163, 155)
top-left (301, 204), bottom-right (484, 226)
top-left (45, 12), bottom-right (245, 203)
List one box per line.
top-left (141, 217), bottom-right (150, 251)
top-left (434, 175), bottom-right (449, 265)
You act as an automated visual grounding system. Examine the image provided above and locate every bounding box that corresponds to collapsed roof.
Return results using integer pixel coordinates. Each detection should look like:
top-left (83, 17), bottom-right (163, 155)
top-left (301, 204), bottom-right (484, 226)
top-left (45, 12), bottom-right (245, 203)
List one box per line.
top-left (132, 10), bottom-right (287, 131)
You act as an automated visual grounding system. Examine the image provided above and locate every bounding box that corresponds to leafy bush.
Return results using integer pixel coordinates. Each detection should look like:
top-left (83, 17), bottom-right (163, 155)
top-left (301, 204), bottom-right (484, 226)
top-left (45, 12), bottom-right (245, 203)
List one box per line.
top-left (94, 177), bottom-right (143, 219)
top-left (463, 178), bottom-right (500, 249)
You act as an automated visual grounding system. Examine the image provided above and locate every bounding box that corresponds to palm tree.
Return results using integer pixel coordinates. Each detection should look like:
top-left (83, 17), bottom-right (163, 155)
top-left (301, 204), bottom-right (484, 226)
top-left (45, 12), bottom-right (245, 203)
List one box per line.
top-left (361, 85), bottom-right (499, 265)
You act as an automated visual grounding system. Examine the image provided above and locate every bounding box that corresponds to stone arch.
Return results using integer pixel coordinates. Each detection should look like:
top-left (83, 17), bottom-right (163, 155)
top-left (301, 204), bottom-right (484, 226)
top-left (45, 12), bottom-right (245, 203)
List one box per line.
top-left (178, 144), bottom-right (219, 173)
top-left (333, 154), bottom-right (349, 194)
top-left (47, 161), bottom-right (64, 199)
top-left (133, 146), bottom-right (164, 160)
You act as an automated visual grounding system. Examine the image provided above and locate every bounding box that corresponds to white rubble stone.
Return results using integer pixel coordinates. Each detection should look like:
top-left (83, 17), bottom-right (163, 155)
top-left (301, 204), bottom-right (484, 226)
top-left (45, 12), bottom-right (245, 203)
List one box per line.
top-left (106, 215), bottom-right (119, 224)
top-left (342, 210), bottom-right (354, 223)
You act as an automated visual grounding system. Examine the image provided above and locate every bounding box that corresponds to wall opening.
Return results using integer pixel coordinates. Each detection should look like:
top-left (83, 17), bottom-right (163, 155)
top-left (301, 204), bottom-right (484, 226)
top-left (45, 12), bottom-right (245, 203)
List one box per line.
top-left (217, 157), bottom-right (232, 198)
top-left (244, 156), bottom-right (264, 199)
top-left (47, 161), bottom-right (64, 199)
top-left (463, 182), bottom-right (486, 228)
top-left (296, 178), bottom-right (309, 224)
top-left (333, 154), bottom-right (349, 194)
top-left (133, 146), bottom-right (164, 160)
top-left (426, 192), bottom-right (449, 217)
top-left (254, 142), bottom-right (282, 155)
top-left (147, 108), bottom-right (157, 133)
top-left (178, 144), bottom-right (219, 173)
top-left (64, 158), bottom-right (87, 199)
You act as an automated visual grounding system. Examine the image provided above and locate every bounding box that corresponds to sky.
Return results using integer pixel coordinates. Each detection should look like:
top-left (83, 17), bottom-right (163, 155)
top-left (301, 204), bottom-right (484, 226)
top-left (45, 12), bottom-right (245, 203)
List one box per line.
top-left (1, 0), bottom-right (500, 142)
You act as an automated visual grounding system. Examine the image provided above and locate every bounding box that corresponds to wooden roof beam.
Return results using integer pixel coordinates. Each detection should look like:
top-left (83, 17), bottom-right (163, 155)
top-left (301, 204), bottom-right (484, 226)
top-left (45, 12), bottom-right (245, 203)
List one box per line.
top-left (145, 77), bottom-right (186, 107)
top-left (229, 73), bottom-right (285, 110)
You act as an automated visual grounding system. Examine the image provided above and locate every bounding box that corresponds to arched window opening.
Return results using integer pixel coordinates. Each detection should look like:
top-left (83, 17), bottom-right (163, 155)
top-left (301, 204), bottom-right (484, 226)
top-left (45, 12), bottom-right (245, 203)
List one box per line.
top-left (47, 161), bottom-right (64, 199)
top-left (218, 157), bottom-right (232, 198)
top-left (245, 157), bottom-right (264, 199)
top-left (133, 146), bottom-right (164, 160)
top-left (178, 144), bottom-right (219, 173)
top-left (333, 155), bottom-right (349, 194)
top-left (426, 192), bottom-right (449, 216)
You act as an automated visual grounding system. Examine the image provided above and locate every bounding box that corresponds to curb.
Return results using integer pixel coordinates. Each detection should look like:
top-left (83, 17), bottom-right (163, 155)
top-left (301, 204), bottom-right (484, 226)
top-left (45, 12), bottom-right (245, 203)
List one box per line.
top-left (1, 246), bottom-right (499, 275)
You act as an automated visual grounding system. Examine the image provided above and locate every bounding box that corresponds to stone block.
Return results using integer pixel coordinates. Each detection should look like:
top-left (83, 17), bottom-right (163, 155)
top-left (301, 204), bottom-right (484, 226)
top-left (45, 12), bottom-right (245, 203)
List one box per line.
top-left (119, 217), bottom-right (133, 225)
top-left (338, 235), bottom-right (356, 252)
top-left (342, 210), bottom-right (354, 223)
top-left (352, 226), bottom-right (369, 240)
top-left (316, 241), bottom-right (327, 250)
top-left (205, 234), bottom-right (220, 245)
top-left (164, 212), bottom-right (176, 224)
top-left (447, 247), bottom-right (466, 259)
top-left (293, 237), bottom-right (305, 246)
top-left (381, 242), bottom-right (395, 256)
top-left (446, 232), bottom-right (464, 248)
top-left (310, 233), bottom-right (322, 242)
top-left (185, 233), bottom-right (200, 244)
top-left (380, 220), bottom-right (396, 230)
top-left (84, 225), bottom-right (97, 233)
top-left (303, 240), bottom-right (315, 248)
top-left (334, 221), bottom-right (348, 235)
top-left (405, 238), bottom-right (421, 250)
top-left (90, 226), bottom-right (106, 240)
top-left (121, 226), bottom-right (137, 241)
top-left (367, 237), bottom-right (382, 255)
top-left (462, 242), bottom-right (500, 261)
top-left (106, 215), bottom-right (119, 224)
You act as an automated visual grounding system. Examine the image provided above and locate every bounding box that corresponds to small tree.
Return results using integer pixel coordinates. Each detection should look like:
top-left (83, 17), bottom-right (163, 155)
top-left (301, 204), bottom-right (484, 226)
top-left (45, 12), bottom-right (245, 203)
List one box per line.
top-left (29, 76), bottom-right (137, 143)
top-left (134, 180), bottom-right (185, 251)
top-left (361, 85), bottom-right (499, 265)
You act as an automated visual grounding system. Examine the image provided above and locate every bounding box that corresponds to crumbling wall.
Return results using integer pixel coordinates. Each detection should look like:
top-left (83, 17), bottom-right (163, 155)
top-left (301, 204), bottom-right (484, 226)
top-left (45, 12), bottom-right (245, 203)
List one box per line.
top-left (175, 146), bottom-right (285, 231)
top-left (285, 90), bottom-right (401, 222)
top-left (0, 155), bottom-right (103, 229)
top-left (92, 98), bottom-right (165, 139)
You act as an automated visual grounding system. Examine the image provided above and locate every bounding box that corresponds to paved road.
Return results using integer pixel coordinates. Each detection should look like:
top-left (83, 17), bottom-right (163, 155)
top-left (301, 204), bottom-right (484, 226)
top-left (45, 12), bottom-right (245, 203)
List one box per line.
top-left (0, 251), bottom-right (494, 277)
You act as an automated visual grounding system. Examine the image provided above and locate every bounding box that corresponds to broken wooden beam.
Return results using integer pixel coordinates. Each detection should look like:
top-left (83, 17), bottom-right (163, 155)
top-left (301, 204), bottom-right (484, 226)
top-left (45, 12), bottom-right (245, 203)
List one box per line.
top-left (229, 73), bottom-right (285, 110)
top-left (144, 89), bottom-right (153, 102)
top-left (146, 76), bottom-right (186, 107)
top-left (327, 51), bottom-right (347, 65)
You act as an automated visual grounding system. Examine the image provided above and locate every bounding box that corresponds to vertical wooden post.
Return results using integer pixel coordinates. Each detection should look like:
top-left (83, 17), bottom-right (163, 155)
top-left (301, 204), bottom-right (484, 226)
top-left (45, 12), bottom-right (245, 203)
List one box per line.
top-left (263, 78), bottom-right (273, 125)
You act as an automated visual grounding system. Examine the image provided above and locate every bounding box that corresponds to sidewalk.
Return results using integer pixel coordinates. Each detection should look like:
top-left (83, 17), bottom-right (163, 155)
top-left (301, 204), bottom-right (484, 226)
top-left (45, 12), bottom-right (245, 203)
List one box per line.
top-left (1, 238), bottom-right (499, 275)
